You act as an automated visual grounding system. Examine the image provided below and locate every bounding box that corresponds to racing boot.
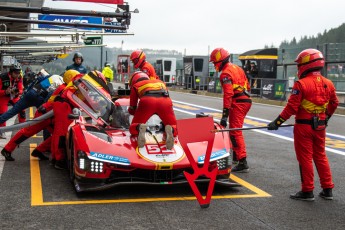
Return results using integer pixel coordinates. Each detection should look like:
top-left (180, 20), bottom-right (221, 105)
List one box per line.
top-left (290, 191), bottom-right (315, 201)
top-left (137, 124), bottom-right (147, 148)
top-left (55, 160), bottom-right (67, 170)
top-left (1, 148), bottom-right (14, 161)
top-left (232, 151), bottom-right (239, 166)
top-left (31, 149), bottom-right (49, 161)
top-left (319, 188), bottom-right (333, 200)
top-left (49, 158), bottom-right (56, 166)
top-left (231, 157), bottom-right (249, 173)
top-left (165, 125), bottom-right (174, 150)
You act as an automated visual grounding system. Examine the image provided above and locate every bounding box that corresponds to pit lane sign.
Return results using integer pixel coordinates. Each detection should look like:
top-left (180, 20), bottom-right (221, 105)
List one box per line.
top-left (84, 36), bottom-right (103, 45)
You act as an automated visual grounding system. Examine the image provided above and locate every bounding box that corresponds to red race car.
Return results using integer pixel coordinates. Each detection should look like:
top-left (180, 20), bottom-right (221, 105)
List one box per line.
top-left (65, 78), bottom-right (236, 192)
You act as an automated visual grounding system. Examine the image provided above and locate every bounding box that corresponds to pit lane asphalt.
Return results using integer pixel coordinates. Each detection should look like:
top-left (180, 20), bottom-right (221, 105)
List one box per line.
top-left (1, 91), bottom-right (345, 229)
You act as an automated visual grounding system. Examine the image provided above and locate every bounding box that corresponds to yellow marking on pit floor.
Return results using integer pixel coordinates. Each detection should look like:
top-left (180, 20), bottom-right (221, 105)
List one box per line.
top-left (173, 103), bottom-right (200, 111)
top-left (244, 118), bottom-right (267, 127)
top-left (29, 107), bottom-right (44, 138)
top-left (30, 147), bottom-right (271, 206)
top-left (207, 112), bottom-right (222, 119)
top-left (30, 107), bottom-right (34, 119)
top-left (325, 137), bottom-right (345, 149)
top-left (30, 144), bottom-right (44, 206)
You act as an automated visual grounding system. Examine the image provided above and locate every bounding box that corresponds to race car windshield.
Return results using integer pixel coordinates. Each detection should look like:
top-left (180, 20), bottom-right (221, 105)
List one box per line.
top-left (110, 105), bottom-right (131, 129)
top-left (71, 79), bottom-right (113, 123)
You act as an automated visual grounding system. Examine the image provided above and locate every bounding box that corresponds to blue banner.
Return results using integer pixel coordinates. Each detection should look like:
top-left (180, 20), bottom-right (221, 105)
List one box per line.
top-left (38, 14), bottom-right (102, 31)
top-left (104, 21), bottom-right (126, 33)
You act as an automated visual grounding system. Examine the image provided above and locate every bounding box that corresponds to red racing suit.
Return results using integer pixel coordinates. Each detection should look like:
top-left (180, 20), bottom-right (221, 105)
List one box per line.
top-left (3, 108), bottom-right (53, 154)
top-left (220, 62), bottom-right (252, 161)
top-left (0, 72), bottom-right (25, 126)
top-left (3, 84), bottom-right (67, 154)
top-left (51, 77), bottom-right (83, 161)
top-left (279, 71), bottom-right (338, 192)
top-left (128, 79), bottom-right (177, 136)
top-left (140, 61), bottom-right (159, 80)
top-left (51, 73), bottom-right (110, 161)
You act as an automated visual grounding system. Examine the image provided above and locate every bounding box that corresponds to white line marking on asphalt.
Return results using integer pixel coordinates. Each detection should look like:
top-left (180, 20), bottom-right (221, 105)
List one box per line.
top-left (0, 117), bottom-right (16, 180)
top-left (173, 100), bottom-right (345, 156)
top-left (173, 97), bottom-right (345, 118)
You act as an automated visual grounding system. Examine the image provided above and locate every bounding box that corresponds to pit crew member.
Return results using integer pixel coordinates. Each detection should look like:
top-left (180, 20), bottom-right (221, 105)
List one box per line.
top-left (209, 48), bottom-right (252, 172)
top-left (130, 50), bottom-right (159, 80)
top-left (268, 49), bottom-right (339, 201)
top-left (128, 71), bottom-right (177, 150)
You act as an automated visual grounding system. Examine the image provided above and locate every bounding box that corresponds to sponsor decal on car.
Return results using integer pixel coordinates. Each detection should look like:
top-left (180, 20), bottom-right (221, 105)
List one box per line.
top-left (137, 144), bottom-right (185, 163)
top-left (197, 148), bottom-right (229, 163)
top-left (89, 152), bottom-right (130, 165)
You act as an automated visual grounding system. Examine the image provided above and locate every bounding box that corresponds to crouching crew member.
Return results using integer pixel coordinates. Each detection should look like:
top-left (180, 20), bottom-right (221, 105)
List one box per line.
top-left (0, 72), bottom-right (64, 132)
top-left (0, 70), bottom-right (76, 161)
top-left (128, 71), bottom-right (177, 150)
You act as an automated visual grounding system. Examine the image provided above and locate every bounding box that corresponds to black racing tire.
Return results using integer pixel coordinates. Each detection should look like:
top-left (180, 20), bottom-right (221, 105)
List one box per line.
top-left (69, 142), bottom-right (75, 183)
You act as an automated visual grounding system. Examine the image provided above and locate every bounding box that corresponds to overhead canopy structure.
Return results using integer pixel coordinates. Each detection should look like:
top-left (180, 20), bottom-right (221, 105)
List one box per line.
top-left (0, 0), bottom-right (44, 41)
top-left (238, 48), bottom-right (278, 79)
top-left (238, 48), bottom-right (278, 60)
top-left (0, 0), bottom-right (134, 68)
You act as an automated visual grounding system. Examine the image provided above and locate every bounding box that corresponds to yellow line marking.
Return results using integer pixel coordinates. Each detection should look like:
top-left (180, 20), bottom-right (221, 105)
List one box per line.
top-left (31, 150), bottom-right (271, 206)
top-left (29, 107), bottom-right (34, 119)
top-left (29, 107), bottom-right (44, 138)
top-left (30, 144), bottom-right (44, 206)
top-left (229, 174), bottom-right (271, 197)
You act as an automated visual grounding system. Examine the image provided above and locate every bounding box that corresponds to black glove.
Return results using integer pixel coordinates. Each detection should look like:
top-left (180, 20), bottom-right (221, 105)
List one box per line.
top-left (267, 115), bottom-right (285, 130)
top-left (54, 95), bottom-right (65, 102)
top-left (325, 115), bottom-right (331, 126)
top-left (37, 105), bottom-right (47, 114)
top-left (220, 108), bottom-right (229, 128)
top-left (220, 117), bottom-right (227, 128)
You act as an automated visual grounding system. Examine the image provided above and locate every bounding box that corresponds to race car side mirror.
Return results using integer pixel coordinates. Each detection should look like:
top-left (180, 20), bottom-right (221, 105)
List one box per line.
top-left (68, 113), bottom-right (79, 120)
top-left (68, 108), bottom-right (82, 120)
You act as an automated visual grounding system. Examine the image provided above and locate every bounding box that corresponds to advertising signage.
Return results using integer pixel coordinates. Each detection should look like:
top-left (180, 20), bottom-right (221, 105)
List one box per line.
top-left (38, 14), bottom-right (102, 31)
top-left (104, 21), bottom-right (126, 33)
top-left (262, 79), bottom-right (286, 101)
top-left (52, 0), bottom-right (124, 3)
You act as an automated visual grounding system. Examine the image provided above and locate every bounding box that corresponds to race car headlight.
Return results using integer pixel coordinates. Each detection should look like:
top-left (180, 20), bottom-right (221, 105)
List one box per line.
top-left (90, 161), bottom-right (104, 173)
top-left (217, 155), bottom-right (231, 170)
top-left (77, 150), bottom-right (104, 173)
top-left (78, 151), bottom-right (87, 170)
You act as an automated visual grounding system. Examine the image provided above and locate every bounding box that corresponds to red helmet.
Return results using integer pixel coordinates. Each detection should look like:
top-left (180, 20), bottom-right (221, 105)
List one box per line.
top-left (128, 71), bottom-right (149, 87)
top-left (209, 48), bottom-right (230, 72)
top-left (295, 49), bottom-right (324, 78)
top-left (130, 50), bottom-right (146, 69)
top-left (86, 70), bottom-right (107, 84)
